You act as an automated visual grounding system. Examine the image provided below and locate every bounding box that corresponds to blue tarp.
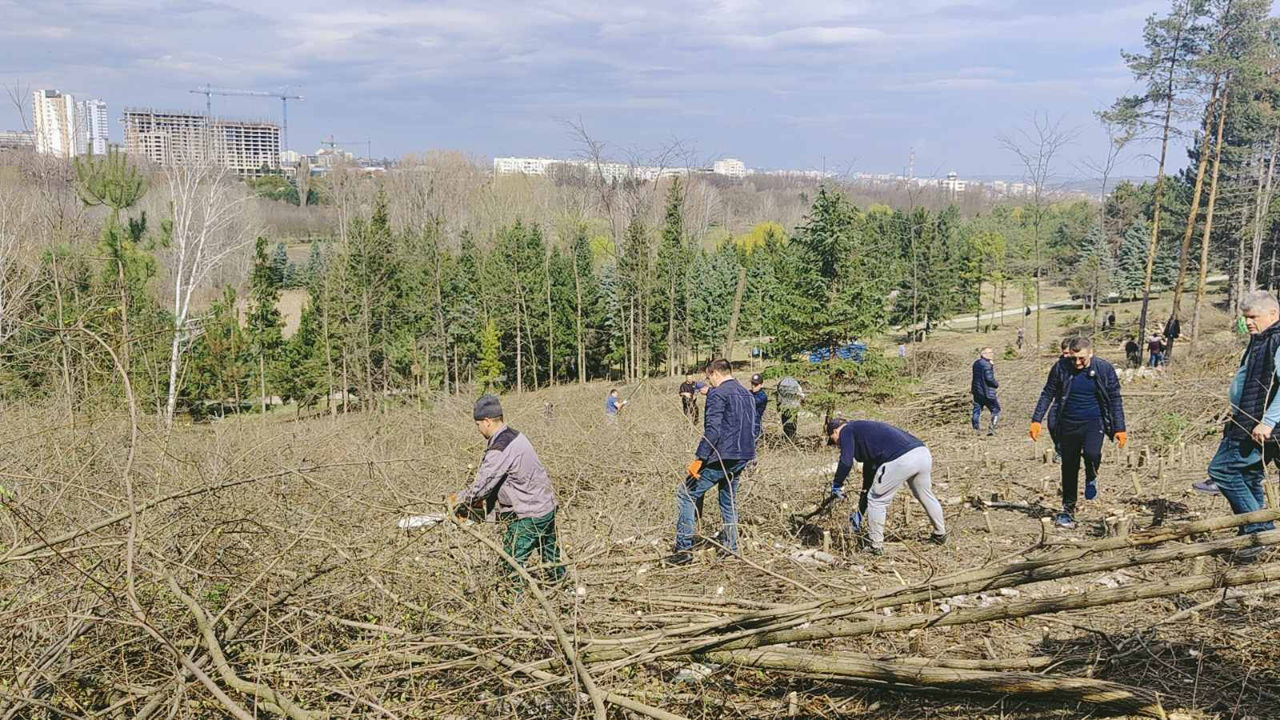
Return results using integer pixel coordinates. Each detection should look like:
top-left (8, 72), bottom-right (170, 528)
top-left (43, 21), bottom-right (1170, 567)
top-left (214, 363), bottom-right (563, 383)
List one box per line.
top-left (808, 342), bottom-right (866, 363)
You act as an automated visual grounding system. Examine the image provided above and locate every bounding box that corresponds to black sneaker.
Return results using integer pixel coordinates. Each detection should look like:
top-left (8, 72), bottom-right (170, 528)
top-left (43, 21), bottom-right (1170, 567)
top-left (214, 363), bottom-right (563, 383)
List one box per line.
top-left (864, 545), bottom-right (884, 556)
top-left (928, 533), bottom-right (947, 546)
top-left (1054, 511), bottom-right (1076, 530)
top-left (662, 552), bottom-right (693, 567)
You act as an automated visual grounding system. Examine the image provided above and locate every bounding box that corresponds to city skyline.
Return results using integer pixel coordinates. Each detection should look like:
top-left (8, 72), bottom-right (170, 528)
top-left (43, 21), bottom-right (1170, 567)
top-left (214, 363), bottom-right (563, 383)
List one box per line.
top-left (3, 1), bottom-right (1185, 179)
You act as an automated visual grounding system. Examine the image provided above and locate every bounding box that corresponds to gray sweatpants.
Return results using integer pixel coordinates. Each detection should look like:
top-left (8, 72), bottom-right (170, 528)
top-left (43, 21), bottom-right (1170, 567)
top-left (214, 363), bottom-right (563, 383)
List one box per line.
top-left (864, 446), bottom-right (945, 549)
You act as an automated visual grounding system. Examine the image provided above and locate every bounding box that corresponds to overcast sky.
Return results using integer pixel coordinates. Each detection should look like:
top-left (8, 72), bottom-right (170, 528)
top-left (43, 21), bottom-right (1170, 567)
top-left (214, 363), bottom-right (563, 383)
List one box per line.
top-left (2, 0), bottom-right (1175, 179)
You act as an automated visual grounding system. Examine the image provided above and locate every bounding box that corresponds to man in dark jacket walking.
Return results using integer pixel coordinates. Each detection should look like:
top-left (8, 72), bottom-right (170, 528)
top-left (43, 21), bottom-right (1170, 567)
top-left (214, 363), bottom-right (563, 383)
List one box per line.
top-left (750, 373), bottom-right (768, 441)
top-left (971, 347), bottom-right (1000, 435)
top-left (666, 358), bottom-right (756, 566)
top-left (1031, 336), bottom-right (1127, 529)
top-left (1197, 291), bottom-right (1280, 562)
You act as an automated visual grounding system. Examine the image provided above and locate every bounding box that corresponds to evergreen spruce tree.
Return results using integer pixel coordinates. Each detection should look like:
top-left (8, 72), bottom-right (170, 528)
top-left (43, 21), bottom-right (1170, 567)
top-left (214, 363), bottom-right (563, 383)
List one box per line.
top-left (270, 242), bottom-right (289, 288)
top-left (304, 241), bottom-right (325, 287)
top-left (248, 236), bottom-right (284, 413)
top-left (1116, 222), bottom-right (1148, 299)
top-left (476, 319), bottom-right (504, 390)
top-left (277, 304), bottom-right (329, 413)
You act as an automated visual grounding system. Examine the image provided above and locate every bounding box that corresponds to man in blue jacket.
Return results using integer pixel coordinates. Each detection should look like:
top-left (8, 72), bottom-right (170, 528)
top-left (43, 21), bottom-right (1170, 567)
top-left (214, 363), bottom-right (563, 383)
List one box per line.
top-left (666, 358), bottom-right (756, 566)
top-left (750, 373), bottom-right (768, 441)
top-left (826, 418), bottom-right (946, 555)
top-left (971, 347), bottom-right (1000, 435)
top-left (1030, 336), bottom-right (1127, 529)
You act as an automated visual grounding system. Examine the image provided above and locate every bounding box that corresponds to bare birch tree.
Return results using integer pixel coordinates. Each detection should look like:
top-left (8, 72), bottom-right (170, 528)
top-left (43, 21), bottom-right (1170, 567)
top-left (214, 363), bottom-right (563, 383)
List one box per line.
top-left (998, 113), bottom-right (1074, 349)
top-left (161, 161), bottom-right (254, 427)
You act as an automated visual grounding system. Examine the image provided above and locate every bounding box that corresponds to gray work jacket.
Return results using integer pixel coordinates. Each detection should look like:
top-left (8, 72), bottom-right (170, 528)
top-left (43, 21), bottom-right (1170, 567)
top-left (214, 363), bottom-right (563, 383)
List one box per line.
top-left (457, 426), bottom-right (558, 520)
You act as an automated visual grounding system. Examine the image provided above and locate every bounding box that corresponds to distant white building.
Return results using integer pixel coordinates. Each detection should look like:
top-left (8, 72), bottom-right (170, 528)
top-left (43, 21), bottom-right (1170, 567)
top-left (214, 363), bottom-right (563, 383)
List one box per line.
top-left (493, 156), bottom-right (691, 183)
top-left (32, 89), bottom-right (77, 158)
top-left (0, 130), bottom-right (35, 150)
top-left (494, 156), bottom-right (557, 175)
top-left (942, 171), bottom-right (967, 195)
top-left (712, 158), bottom-right (747, 178)
top-left (74, 98), bottom-right (109, 155)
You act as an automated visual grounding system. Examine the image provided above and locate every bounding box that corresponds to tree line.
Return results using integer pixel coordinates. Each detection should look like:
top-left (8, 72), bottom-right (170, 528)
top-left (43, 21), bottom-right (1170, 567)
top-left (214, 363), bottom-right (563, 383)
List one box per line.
top-left (6, 0), bottom-right (1280, 417)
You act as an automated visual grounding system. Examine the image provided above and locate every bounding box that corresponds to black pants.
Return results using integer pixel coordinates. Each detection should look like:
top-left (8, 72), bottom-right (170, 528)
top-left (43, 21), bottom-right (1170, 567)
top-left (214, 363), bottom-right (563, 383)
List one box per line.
top-left (682, 398), bottom-right (698, 424)
top-left (780, 408), bottom-right (798, 439)
top-left (1058, 418), bottom-right (1104, 512)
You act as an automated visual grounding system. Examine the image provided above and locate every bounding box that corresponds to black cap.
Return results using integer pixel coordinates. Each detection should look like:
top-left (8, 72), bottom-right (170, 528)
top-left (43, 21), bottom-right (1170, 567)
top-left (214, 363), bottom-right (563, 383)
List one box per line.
top-left (473, 394), bottom-right (503, 420)
top-left (751, 373), bottom-right (763, 385)
top-left (825, 417), bottom-right (847, 440)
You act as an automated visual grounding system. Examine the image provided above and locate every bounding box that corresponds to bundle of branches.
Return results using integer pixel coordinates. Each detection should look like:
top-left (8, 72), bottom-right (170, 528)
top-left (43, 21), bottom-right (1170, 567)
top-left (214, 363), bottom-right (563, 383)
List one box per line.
top-left (903, 389), bottom-right (973, 428)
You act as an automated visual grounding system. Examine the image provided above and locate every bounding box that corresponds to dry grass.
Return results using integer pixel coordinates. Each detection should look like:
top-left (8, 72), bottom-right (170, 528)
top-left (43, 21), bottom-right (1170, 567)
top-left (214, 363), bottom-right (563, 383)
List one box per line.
top-left (3, 295), bottom-right (1279, 719)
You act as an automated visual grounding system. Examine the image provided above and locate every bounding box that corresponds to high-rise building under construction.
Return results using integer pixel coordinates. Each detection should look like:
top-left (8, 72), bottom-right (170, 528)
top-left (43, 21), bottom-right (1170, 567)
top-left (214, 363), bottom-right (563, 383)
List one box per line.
top-left (123, 108), bottom-right (280, 176)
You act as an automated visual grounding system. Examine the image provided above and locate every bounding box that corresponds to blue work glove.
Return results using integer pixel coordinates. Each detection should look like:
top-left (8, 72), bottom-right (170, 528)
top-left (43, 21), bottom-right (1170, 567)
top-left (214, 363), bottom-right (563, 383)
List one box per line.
top-left (830, 486), bottom-right (846, 501)
top-left (849, 509), bottom-right (864, 533)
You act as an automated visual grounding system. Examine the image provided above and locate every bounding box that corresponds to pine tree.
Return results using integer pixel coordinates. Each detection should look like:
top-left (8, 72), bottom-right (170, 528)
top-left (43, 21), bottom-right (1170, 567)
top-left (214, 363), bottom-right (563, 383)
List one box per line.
top-left (304, 241), bottom-right (325, 287)
top-left (476, 319), bottom-right (504, 390)
top-left (1116, 221), bottom-right (1148, 299)
top-left (276, 304), bottom-right (329, 414)
top-left (248, 236), bottom-right (284, 413)
top-left (270, 242), bottom-right (289, 288)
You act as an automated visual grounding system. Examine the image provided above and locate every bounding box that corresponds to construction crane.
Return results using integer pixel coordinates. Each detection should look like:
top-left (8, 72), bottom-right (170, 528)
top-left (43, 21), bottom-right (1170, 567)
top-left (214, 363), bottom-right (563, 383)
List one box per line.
top-left (320, 135), bottom-right (372, 161)
top-left (188, 85), bottom-right (304, 154)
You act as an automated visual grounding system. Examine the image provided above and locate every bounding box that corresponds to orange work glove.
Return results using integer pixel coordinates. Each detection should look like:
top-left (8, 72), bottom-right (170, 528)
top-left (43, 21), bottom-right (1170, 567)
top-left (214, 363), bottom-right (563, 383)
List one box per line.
top-left (687, 459), bottom-right (703, 479)
top-left (1115, 431), bottom-right (1128, 449)
top-left (1029, 422), bottom-right (1042, 442)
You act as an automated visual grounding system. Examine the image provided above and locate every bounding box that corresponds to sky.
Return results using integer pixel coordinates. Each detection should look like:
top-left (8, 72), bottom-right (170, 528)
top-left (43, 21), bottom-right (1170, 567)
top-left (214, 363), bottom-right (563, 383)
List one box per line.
top-left (1, 0), bottom-right (1177, 179)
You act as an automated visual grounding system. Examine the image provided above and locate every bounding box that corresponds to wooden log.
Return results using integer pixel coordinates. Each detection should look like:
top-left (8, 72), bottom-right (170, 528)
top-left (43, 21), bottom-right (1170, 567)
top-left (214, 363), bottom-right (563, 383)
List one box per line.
top-left (716, 562), bottom-right (1280, 652)
top-left (704, 648), bottom-right (1165, 719)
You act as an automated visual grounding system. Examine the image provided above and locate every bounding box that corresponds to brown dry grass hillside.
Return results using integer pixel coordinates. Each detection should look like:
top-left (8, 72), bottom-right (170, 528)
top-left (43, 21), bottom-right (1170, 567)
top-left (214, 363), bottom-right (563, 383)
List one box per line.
top-left (4, 292), bottom-right (1279, 720)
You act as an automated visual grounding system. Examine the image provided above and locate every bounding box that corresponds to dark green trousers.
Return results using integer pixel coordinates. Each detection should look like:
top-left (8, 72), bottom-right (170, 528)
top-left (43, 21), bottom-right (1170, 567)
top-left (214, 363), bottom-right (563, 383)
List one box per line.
top-left (501, 509), bottom-right (565, 582)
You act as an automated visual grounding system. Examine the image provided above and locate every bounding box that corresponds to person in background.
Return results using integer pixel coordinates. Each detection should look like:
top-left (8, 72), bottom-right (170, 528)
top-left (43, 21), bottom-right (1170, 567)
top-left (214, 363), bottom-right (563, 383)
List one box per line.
top-left (679, 374), bottom-right (699, 424)
top-left (898, 344), bottom-right (908, 359)
top-left (1124, 337), bottom-right (1141, 369)
top-left (971, 347), bottom-right (1000, 436)
top-left (1147, 331), bottom-right (1166, 368)
top-left (1190, 292), bottom-right (1280, 562)
top-left (1017, 327), bottom-right (1025, 351)
top-left (777, 376), bottom-right (805, 440)
top-left (451, 395), bottom-right (564, 583)
top-left (826, 418), bottom-right (946, 555)
top-left (1163, 315), bottom-right (1181, 365)
top-left (1031, 336), bottom-right (1127, 529)
top-left (1106, 311), bottom-right (1116, 329)
top-left (605, 389), bottom-right (627, 419)
top-left (750, 373), bottom-right (768, 441)
top-left (666, 359), bottom-right (756, 566)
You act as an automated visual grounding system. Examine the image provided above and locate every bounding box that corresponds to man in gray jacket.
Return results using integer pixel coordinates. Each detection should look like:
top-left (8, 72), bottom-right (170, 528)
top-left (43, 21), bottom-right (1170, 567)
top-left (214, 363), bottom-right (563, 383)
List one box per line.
top-left (452, 394), bottom-right (565, 582)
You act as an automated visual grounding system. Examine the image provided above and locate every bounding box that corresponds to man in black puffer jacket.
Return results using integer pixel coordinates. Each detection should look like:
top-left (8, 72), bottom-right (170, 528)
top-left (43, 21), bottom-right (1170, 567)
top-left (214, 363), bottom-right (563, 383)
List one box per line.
top-left (1031, 335), bottom-right (1127, 529)
top-left (970, 347), bottom-right (1000, 436)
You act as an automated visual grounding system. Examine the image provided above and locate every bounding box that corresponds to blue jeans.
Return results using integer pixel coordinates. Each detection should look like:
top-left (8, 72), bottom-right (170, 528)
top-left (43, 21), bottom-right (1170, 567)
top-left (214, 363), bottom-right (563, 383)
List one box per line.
top-left (675, 459), bottom-right (748, 552)
top-left (1206, 435), bottom-right (1275, 534)
top-left (972, 397), bottom-right (1000, 429)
